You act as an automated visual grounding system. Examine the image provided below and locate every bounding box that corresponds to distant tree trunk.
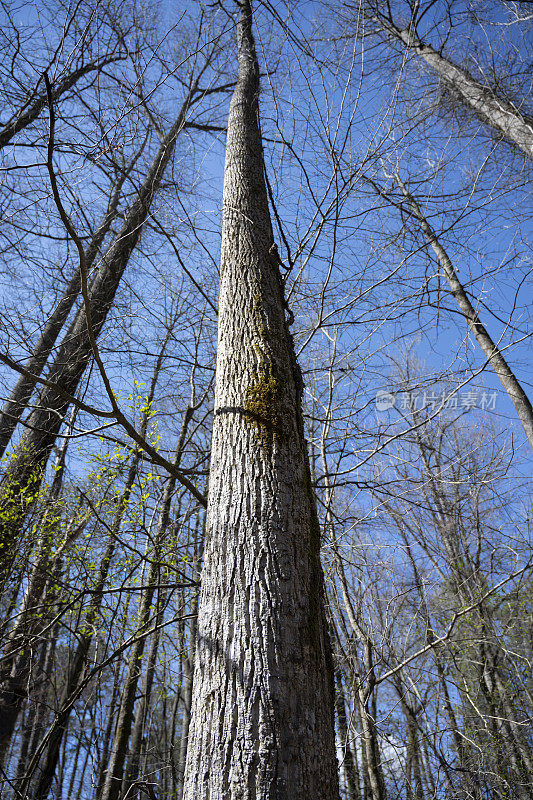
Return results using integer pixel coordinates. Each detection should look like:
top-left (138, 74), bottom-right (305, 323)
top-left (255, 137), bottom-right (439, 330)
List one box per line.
top-left (30, 367), bottom-right (164, 800)
top-left (14, 604), bottom-right (60, 783)
top-left (335, 669), bottom-right (362, 800)
top-left (413, 426), bottom-right (533, 796)
top-left (0, 492), bottom-right (81, 763)
top-left (394, 678), bottom-right (424, 800)
top-left (0, 79), bottom-right (200, 587)
top-left (331, 549), bottom-right (386, 800)
top-left (98, 521), bottom-right (167, 800)
top-left (12, 637), bottom-right (51, 784)
top-left (95, 654), bottom-right (125, 798)
top-left (99, 404), bottom-right (195, 800)
top-left (121, 620), bottom-right (162, 797)
top-left (66, 719), bottom-right (85, 800)
top-left (175, 564), bottom-right (202, 800)
top-left (377, 15), bottom-right (533, 160)
top-left (30, 524), bottom-right (122, 800)
top-left (394, 176), bottom-right (533, 450)
top-left (182, 3), bottom-right (339, 798)
top-left (0, 163), bottom-right (132, 459)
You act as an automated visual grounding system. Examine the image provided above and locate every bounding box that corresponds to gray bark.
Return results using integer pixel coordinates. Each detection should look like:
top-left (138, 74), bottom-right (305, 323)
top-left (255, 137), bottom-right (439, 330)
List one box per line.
top-left (182, 2), bottom-right (339, 798)
top-left (380, 19), bottom-right (533, 160)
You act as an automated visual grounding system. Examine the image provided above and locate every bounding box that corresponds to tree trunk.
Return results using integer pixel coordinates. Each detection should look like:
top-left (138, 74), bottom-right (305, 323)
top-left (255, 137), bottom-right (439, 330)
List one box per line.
top-left (0, 515), bottom-right (78, 762)
top-left (0, 164), bottom-right (130, 459)
top-left (30, 379), bottom-right (162, 800)
top-left (395, 176), bottom-right (533, 450)
top-left (335, 669), bottom-right (362, 800)
top-left (99, 402), bottom-right (195, 800)
top-left (175, 573), bottom-right (201, 800)
top-left (121, 622), bottom-right (162, 798)
top-left (0, 80), bottom-right (198, 587)
top-left (330, 548), bottom-right (386, 800)
top-left (182, 2), bottom-right (339, 798)
top-left (379, 19), bottom-right (533, 160)
top-left (95, 654), bottom-right (124, 799)
top-left (98, 520), bottom-right (166, 800)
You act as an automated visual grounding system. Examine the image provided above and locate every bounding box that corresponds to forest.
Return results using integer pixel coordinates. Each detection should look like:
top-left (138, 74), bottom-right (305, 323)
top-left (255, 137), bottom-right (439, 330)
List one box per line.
top-left (0, 0), bottom-right (532, 798)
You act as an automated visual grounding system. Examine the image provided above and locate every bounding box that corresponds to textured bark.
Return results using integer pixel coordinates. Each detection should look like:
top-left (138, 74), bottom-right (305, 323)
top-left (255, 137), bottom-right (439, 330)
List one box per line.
top-left (0, 81), bottom-right (198, 586)
top-left (380, 20), bottom-right (533, 160)
top-left (182, 2), bottom-right (339, 798)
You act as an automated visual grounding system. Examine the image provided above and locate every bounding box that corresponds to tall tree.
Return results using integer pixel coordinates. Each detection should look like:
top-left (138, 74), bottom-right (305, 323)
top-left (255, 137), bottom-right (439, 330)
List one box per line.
top-left (366, 0), bottom-right (533, 160)
top-left (0, 161), bottom-right (132, 460)
top-left (0, 65), bottom-right (212, 588)
top-left (182, 2), bottom-right (339, 797)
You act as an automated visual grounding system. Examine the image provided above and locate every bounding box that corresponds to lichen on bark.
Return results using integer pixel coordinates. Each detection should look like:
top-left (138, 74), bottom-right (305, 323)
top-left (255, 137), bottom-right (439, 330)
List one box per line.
top-left (245, 365), bottom-right (282, 443)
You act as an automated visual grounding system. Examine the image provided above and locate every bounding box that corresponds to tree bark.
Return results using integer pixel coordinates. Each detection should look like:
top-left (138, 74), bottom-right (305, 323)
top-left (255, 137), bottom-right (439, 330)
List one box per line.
top-left (182, 2), bottom-right (339, 798)
top-left (378, 17), bottom-right (533, 160)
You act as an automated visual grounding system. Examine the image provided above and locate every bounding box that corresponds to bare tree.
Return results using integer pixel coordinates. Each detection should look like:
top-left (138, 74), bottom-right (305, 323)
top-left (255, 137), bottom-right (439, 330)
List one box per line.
top-left (363, 0), bottom-right (533, 160)
top-left (182, 2), bottom-right (339, 797)
top-left (0, 48), bottom-right (220, 587)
